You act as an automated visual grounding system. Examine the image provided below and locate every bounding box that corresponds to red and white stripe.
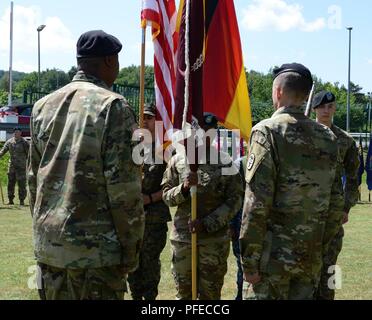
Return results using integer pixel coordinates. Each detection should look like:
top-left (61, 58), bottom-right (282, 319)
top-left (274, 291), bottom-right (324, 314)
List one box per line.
top-left (141, 0), bottom-right (178, 140)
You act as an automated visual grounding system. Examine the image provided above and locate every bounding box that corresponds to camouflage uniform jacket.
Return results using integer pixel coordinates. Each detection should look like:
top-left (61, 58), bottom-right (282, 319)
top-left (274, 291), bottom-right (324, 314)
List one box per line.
top-left (142, 143), bottom-right (171, 223)
top-left (28, 71), bottom-right (145, 270)
top-left (162, 148), bottom-right (244, 243)
top-left (0, 137), bottom-right (29, 170)
top-left (240, 106), bottom-right (344, 278)
top-left (331, 125), bottom-right (359, 213)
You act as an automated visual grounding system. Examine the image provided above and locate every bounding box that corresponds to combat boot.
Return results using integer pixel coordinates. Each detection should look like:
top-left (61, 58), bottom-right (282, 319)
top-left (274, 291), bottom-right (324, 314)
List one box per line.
top-left (20, 200), bottom-right (25, 206)
top-left (7, 199), bottom-right (14, 205)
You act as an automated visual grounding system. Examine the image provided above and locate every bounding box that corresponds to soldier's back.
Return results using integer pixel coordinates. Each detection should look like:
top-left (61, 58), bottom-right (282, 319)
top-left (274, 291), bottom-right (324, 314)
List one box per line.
top-left (31, 72), bottom-right (134, 269)
top-left (250, 107), bottom-right (339, 275)
top-left (254, 107), bottom-right (338, 216)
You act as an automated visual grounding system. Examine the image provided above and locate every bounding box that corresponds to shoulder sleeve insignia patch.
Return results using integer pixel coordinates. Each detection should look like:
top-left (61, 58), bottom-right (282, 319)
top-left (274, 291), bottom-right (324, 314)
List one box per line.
top-left (247, 154), bottom-right (256, 171)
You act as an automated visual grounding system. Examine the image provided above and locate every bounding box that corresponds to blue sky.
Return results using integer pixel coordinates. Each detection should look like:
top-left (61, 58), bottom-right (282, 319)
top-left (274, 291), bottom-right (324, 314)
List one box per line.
top-left (0, 0), bottom-right (371, 94)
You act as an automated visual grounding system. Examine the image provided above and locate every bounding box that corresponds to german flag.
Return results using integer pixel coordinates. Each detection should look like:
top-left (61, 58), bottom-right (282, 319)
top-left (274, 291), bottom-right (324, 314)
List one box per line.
top-left (174, 0), bottom-right (252, 141)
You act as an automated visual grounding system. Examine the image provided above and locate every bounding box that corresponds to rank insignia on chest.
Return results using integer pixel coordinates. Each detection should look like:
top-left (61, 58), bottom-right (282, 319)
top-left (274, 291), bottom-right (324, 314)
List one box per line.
top-left (247, 154), bottom-right (255, 171)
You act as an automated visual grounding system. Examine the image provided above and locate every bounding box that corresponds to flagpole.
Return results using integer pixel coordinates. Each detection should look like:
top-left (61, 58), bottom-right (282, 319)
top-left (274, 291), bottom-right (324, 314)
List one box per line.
top-left (305, 82), bottom-right (315, 117)
top-left (139, 25), bottom-right (146, 129)
top-left (182, 0), bottom-right (198, 301)
top-left (8, 1), bottom-right (14, 106)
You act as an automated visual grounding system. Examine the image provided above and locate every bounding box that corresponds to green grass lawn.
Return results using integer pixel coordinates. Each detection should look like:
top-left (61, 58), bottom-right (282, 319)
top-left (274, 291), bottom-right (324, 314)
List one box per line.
top-left (0, 150), bottom-right (371, 300)
top-left (0, 197), bottom-right (371, 300)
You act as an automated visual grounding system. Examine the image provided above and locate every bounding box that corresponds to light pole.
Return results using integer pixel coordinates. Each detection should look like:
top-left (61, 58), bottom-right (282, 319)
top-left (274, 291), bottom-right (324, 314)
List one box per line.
top-left (346, 27), bottom-right (353, 132)
top-left (55, 68), bottom-right (62, 89)
top-left (37, 24), bottom-right (46, 94)
top-left (8, 1), bottom-right (14, 106)
top-left (55, 69), bottom-right (65, 90)
top-left (368, 92), bottom-right (372, 133)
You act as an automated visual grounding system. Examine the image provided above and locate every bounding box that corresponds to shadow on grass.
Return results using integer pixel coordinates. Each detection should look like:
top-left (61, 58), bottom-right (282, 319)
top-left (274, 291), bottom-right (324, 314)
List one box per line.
top-left (0, 205), bottom-right (29, 211)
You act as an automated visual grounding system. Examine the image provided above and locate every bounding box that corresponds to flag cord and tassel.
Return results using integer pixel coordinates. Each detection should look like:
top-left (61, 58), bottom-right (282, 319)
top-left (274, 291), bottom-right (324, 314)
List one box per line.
top-left (139, 25), bottom-right (146, 129)
top-left (182, 0), bottom-right (198, 301)
top-left (182, 0), bottom-right (191, 131)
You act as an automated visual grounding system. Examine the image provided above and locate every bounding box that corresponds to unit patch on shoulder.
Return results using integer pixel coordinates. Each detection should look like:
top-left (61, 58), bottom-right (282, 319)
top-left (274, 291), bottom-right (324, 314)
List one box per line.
top-left (247, 154), bottom-right (256, 171)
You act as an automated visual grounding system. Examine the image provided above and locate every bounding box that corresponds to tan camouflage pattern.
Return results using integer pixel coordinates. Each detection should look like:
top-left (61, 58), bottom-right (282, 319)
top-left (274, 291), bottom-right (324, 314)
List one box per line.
top-left (27, 71), bottom-right (145, 270)
top-left (171, 239), bottom-right (230, 300)
top-left (162, 148), bottom-right (243, 299)
top-left (243, 273), bottom-right (315, 300)
top-left (127, 145), bottom-right (170, 300)
top-left (7, 167), bottom-right (27, 202)
top-left (240, 106), bottom-right (344, 299)
top-left (317, 227), bottom-right (344, 300)
top-left (38, 263), bottom-right (127, 300)
top-left (162, 148), bottom-right (244, 243)
top-left (0, 137), bottom-right (29, 170)
top-left (128, 221), bottom-right (168, 300)
top-left (317, 125), bottom-right (359, 300)
top-left (331, 125), bottom-right (360, 212)
top-left (0, 137), bottom-right (29, 201)
top-left (142, 143), bottom-right (171, 223)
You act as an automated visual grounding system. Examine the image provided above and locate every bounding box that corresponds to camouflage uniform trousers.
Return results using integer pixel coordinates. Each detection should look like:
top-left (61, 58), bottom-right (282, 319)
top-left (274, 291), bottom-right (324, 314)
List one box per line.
top-left (171, 238), bottom-right (230, 300)
top-left (230, 209), bottom-right (243, 300)
top-left (127, 222), bottom-right (168, 300)
top-left (37, 263), bottom-right (127, 300)
top-left (243, 273), bottom-right (317, 300)
top-left (7, 166), bottom-right (27, 202)
top-left (316, 208), bottom-right (345, 300)
top-left (317, 226), bottom-right (344, 300)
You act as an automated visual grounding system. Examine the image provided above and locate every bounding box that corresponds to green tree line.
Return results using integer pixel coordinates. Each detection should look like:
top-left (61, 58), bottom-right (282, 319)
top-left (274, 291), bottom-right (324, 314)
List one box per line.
top-left (0, 65), bottom-right (370, 132)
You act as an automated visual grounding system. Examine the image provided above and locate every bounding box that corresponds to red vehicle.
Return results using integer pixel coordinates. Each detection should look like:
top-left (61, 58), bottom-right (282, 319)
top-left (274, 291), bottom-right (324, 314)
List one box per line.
top-left (0, 104), bottom-right (32, 138)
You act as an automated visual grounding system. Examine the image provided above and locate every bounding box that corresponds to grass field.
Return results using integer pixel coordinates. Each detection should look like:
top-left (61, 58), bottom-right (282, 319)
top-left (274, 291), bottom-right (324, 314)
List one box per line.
top-left (0, 191), bottom-right (371, 300)
top-left (0, 151), bottom-right (371, 300)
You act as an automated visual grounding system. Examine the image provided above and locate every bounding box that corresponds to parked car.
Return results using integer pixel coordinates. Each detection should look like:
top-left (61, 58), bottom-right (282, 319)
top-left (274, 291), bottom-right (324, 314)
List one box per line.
top-left (0, 103), bottom-right (32, 139)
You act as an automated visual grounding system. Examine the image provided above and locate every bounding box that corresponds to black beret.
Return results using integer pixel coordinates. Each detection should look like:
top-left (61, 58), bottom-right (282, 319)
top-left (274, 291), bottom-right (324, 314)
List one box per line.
top-left (144, 103), bottom-right (156, 117)
top-left (203, 112), bottom-right (218, 128)
top-left (273, 63), bottom-right (313, 83)
top-left (76, 30), bottom-right (122, 58)
top-left (312, 91), bottom-right (336, 109)
top-left (13, 127), bottom-right (22, 132)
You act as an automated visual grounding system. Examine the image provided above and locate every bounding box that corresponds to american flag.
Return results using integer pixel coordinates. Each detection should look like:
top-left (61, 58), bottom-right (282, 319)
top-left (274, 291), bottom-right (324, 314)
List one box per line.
top-left (141, 0), bottom-right (178, 140)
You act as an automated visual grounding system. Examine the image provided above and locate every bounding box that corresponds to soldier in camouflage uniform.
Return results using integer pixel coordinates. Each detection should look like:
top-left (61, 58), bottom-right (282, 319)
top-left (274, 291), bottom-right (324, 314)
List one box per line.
top-left (312, 91), bottom-right (360, 300)
top-left (162, 113), bottom-right (244, 300)
top-left (128, 104), bottom-right (171, 300)
top-left (0, 127), bottom-right (29, 205)
top-left (27, 30), bottom-right (145, 300)
top-left (240, 63), bottom-right (344, 300)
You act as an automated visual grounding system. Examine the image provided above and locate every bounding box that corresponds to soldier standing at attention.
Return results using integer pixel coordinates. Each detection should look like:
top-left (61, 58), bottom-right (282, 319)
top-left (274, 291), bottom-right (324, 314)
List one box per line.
top-left (162, 113), bottom-right (243, 300)
top-left (27, 30), bottom-right (145, 300)
top-left (240, 63), bottom-right (344, 300)
top-left (128, 103), bottom-right (171, 300)
top-left (312, 91), bottom-right (359, 300)
top-left (0, 127), bottom-right (29, 205)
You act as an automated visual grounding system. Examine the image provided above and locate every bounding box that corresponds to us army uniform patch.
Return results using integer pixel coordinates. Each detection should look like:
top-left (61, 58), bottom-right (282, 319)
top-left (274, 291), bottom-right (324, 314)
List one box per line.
top-left (247, 154), bottom-right (255, 171)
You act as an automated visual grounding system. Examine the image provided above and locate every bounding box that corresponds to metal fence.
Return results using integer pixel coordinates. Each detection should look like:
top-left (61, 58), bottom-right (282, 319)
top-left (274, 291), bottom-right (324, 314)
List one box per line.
top-left (112, 84), bottom-right (155, 116)
top-left (22, 91), bottom-right (49, 105)
top-left (23, 84), bottom-right (156, 117)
